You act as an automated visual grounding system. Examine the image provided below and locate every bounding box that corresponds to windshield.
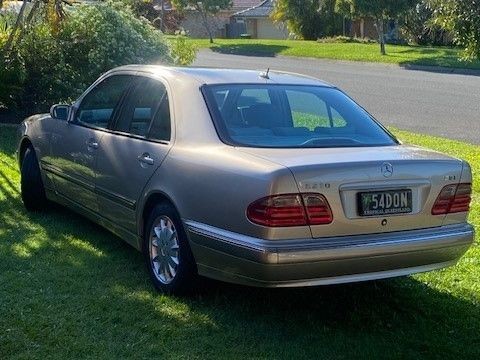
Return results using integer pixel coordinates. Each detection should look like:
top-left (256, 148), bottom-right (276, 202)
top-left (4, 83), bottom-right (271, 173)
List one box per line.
top-left (203, 84), bottom-right (397, 148)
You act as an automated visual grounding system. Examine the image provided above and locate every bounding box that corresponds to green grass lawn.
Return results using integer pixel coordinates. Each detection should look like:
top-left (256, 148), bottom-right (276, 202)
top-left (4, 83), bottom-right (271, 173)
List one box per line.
top-left (1, 124), bottom-right (479, 359)
top-left (185, 37), bottom-right (480, 70)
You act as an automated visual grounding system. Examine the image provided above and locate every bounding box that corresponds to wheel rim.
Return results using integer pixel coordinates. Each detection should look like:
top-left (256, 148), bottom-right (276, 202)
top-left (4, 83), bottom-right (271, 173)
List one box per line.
top-left (149, 216), bottom-right (180, 284)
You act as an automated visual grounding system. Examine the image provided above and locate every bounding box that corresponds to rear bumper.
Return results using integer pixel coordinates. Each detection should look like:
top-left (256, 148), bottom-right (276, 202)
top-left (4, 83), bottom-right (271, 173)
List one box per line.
top-left (185, 221), bottom-right (474, 287)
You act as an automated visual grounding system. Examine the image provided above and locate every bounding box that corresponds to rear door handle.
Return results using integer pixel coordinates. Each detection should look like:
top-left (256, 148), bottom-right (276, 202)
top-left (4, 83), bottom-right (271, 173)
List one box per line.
top-left (138, 153), bottom-right (154, 166)
top-left (86, 138), bottom-right (99, 150)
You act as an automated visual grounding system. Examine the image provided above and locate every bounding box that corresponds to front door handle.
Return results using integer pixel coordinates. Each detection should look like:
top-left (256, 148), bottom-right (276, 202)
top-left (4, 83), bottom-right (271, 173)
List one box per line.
top-left (138, 153), bottom-right (154, 166)
top-left (86, 138), bottom-right (99, 150)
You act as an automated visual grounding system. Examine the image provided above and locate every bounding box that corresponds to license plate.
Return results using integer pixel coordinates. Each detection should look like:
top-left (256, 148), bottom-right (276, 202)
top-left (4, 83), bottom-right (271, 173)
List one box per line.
top-left (358, 189), bottom-right (412, 216)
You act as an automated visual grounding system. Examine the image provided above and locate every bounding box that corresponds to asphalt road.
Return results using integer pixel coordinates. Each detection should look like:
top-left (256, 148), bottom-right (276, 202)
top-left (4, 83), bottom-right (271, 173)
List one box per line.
top-left (194, 49), bottom-right (480, 144)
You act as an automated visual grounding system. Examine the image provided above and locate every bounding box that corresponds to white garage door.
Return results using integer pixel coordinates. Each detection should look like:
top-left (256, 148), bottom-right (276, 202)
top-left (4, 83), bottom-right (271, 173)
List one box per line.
top-left (256, 19), bottom-right (288, 39)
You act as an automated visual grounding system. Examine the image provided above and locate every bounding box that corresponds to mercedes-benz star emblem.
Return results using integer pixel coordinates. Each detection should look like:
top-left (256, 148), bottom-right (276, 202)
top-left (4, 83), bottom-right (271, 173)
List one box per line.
top-left (381, 162), bottom-right (393, 177)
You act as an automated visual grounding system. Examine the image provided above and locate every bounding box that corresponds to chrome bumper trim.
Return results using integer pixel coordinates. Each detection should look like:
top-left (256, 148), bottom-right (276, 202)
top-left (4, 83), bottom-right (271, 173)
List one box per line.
top-left (185, 221), bottom-right (474, 265)
top-left (197, 260), bottom-right (457, 288)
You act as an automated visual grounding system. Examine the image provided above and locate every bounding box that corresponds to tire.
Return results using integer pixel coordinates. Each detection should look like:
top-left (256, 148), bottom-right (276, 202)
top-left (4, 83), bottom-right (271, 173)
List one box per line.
top-left (143, 202), bottom-right (198, 295)
top-left (21, 147), bottom-right (48, 212)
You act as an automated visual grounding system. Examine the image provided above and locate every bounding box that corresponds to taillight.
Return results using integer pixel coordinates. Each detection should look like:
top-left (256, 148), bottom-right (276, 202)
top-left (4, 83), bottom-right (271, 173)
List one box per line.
top-left (247, 193), bottom-right (333, 227)
top-left (449, 183), bottom-right (472, 213)
top-left (432, 183), bottom-right (472, 215)
top-left (302, 194), bottom-right (333, 225)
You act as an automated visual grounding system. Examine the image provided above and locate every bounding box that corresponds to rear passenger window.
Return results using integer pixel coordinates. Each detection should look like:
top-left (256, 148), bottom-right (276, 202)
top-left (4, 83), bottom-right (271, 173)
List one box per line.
top-left (115, 77), bottom-right (171, 141)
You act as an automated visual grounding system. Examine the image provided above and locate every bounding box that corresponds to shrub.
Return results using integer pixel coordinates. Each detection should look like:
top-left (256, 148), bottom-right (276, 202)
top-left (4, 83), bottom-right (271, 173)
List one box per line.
top-left (317, 36), bottom-right (376, 44)
top-left (0, 12), bottom-right (26, 110)
top-left (1, 3), bottom-right (191, 114)
top-left (429, 0), bottom-right (480, 61)
top-left (0, 52), bottom-right (26, 111)
top-left (399, 1), bottom-right (451, 46)
top-left (58, 3), bottom-right (172, 81)
top-left (169, 33), bottom-right (197, 65)
top-left (272, 0), bottom-right (343, 40)
top-left (19, 22), bottom-right (78, 112)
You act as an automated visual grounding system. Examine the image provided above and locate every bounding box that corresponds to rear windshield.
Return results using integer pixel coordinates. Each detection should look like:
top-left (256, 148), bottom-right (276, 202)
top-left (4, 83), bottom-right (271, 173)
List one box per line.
top-left (202, 84), bottom-right (397, 148)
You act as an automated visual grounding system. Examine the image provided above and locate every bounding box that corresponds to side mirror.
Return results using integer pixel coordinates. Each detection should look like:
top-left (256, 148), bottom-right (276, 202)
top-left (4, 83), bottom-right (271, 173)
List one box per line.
top-left (50, 104), bottom-right (70, 121)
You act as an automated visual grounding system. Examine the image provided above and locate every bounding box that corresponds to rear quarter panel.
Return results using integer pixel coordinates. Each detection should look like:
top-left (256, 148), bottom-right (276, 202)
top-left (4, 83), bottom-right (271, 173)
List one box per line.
top-left (138, 144), bottom-right (311, 240)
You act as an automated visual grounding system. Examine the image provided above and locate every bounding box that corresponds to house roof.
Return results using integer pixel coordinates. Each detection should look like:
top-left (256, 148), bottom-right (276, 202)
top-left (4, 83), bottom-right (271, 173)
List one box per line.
top-left (233, 0), bottom-right (274, 18)
top-left (231, 0), bottom-right (264, 11)
top-left (156, 0), bottom-right (263, 12)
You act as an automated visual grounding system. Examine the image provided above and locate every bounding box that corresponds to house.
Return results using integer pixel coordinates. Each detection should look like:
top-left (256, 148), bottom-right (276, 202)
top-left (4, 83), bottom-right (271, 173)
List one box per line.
top-left (230, 0), bottom-right (288, 39)
top-left (166, 0), bottom-right (261, 38)
top-left (163, 0), bottom-right (287, 39)
top-left (349, 18), bottom-right (400, 42)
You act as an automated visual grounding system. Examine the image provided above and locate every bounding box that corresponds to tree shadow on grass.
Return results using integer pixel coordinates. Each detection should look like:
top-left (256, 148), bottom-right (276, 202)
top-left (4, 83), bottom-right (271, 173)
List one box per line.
top-left (398, 60), bottom-right (480, 76)
top-left (211, 43), bottom-right (289, 57)
top-left (392, 47), bottom-right (480, 75)
top-left (394, 47), bottom-right (459, 56)
top-left (1, 125), bottom-right (479, 358)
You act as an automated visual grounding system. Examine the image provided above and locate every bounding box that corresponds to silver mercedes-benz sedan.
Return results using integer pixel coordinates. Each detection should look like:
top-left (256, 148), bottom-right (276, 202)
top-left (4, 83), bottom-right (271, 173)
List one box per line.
top-left (17, 66), bottom-right (474, 294)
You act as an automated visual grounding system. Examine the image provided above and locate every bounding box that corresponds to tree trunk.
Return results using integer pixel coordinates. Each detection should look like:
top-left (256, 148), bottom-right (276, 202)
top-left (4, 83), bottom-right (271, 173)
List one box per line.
top-left (16, 0), bottom-right (41, 46)
top-left (203, 13), bottom-right (214, 44)
top-left (3, 0), bottom-right (29, 55)
top-left (376, 18), bottom-right (386, 55)
top-left (160, 0), bottom-right (165, 32)
top-left (196, 5), bottom-right (213, 44)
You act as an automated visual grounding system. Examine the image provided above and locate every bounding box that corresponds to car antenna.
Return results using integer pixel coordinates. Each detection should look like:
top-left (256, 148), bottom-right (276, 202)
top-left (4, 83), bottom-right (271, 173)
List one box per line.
top-left (259, 68), bottom-right (270, 79)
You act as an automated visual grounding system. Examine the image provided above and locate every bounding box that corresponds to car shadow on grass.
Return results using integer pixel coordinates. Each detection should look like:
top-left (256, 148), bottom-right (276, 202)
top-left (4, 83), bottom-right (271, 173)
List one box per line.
top-left (210, 43), bottom-right (288, 57)
top-left (1, 127), bottom-right (479, 359)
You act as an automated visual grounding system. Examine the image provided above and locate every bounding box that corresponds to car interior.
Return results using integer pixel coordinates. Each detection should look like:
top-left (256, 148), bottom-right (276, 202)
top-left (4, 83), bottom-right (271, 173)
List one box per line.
top-left (209, 85), bottom-right (393, 147)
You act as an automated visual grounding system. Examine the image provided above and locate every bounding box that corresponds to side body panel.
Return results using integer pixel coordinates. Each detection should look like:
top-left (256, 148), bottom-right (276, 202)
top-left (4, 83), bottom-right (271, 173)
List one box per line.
top-left (96, 133), bottom-right (171, 233)
top-left (94, 72), bottom-right (175, 234)
top-left (45, 121), bottom-right (103, 212)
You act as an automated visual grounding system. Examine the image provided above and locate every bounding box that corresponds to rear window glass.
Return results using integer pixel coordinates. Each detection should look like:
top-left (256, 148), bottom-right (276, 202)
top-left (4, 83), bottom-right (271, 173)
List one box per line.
top-left (203, 84), bottom-right (396, 148)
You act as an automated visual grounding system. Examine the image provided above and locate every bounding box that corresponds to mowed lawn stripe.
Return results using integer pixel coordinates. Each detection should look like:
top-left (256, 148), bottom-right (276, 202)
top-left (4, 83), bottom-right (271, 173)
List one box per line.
top-left (181, 38), bottom-right (480, 70)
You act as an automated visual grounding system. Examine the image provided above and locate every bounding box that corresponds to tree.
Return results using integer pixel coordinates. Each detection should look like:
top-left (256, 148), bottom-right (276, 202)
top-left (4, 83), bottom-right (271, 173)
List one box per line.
top-left (272, 0), bottom-right (343, 40)
top-left (429, 0), bottom-right (480, 61)
top-left (400, 1), bottom-right (448, 46)
top-left (2, 0), bottom-right (70, 56)
top-left (172, 0), bottom-right (232, 43)
top-left (335, 0), bottom-right (416, 55)
top-left (2, 0), bottom-right (29, 54)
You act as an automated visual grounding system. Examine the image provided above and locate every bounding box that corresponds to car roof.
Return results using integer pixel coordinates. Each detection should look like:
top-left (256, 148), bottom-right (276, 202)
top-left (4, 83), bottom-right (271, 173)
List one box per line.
top-left (112, 65), bottom-right (334, 87)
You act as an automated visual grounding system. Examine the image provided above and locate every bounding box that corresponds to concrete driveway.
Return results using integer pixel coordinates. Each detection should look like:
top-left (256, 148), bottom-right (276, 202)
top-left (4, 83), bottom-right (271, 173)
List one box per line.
top-left (194, 49), bottom-right (480, 144)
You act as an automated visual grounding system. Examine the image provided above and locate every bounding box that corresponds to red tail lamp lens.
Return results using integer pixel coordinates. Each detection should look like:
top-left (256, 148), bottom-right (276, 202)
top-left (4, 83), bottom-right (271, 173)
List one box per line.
top-left (247, 193), bottom-right (333, 227)
top-left (432, 183), bottom-right (472, 215)
top-left (247, 194), bottom-right (307, 227)
top-left (302, 194), bottom-right (333, 225)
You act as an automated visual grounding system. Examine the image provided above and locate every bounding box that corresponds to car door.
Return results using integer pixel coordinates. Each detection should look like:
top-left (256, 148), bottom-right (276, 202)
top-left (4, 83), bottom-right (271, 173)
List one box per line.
top-left (95, 75), bottom-right (173, 233)
top-left (48, 74), bottom-right (134, 212)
